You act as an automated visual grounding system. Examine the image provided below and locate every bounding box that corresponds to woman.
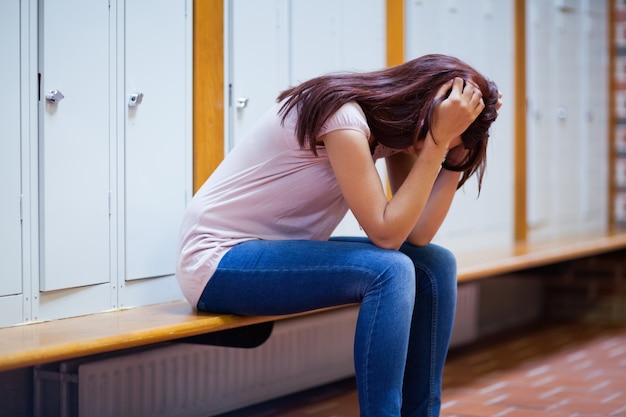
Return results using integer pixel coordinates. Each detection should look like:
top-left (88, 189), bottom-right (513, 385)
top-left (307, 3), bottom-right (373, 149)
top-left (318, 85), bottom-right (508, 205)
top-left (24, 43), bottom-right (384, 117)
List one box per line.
top-left (177, 54), bottom-right (501, 417)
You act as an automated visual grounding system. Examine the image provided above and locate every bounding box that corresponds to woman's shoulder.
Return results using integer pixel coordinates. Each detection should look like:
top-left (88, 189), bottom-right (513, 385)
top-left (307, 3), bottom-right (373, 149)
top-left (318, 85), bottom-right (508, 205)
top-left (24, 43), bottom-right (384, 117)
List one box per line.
top-left (319, 101), bottom-right (370, 139)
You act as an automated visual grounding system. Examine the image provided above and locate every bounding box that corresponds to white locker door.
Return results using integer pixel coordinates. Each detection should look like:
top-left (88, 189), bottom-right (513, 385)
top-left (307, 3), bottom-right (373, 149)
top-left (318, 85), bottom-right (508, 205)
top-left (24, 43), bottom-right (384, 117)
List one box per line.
top-left (289, 0), bottom-right (385, 82)
top-left (124, 0), bottom-right (189, 280)
top-left (526, 0), bottom-right (555, 232)
top-left (579, 1), bottom-right (608, 228)
top-left (289, 0), bottom-right (386, 238)
top-left (39, 0), bottom-right (111, 291)
top-left (407, 0), bottom-right (483, 239)
top-left (406, 0), bottom-right (515, 250)
top-left (407, 0), bottom-right (484, 62)
top-left (0, 0), bottom-right (23, 297)
top-left (552, 2), bottom-right (583, 228)
top-left (229, 0), bottom-right (289, 147)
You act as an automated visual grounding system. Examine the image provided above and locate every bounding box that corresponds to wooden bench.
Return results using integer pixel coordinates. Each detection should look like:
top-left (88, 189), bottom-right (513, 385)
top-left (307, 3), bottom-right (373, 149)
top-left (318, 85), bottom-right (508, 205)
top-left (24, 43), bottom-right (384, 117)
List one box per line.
top-left (1, 230), bottom-right (625, 373)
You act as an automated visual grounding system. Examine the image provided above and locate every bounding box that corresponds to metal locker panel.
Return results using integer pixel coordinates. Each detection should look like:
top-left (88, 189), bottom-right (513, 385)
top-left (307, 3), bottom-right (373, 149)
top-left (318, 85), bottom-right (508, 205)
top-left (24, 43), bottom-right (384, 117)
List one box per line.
top-left (0, 0), bottom-right (23, 297)
top-left (579, 1), bottom-right (608, 226)
top-left (405, 0), bottom-right (440, 56)
top-left (526, 0), bottom-right (555, 231)
top-left (527, 0), bottom-right (608, 240)
top-left (0, 296), bottom-right (24, 328)
top-left (229, 0), bottom-right (290, 148)
top-left (290, 0), bottom-right (342, 82)
top-left (407, 0), bottom-right (483, 64)
top-left (290, 0), bottom-right (385, 82)
top-left (406, 0), bottom-right (515, 251)
top-left (39, 0), bottom-right (111, 291)
top-left (336, 0), bottom-right (385, 72)
top-left (289, 0), bottom-right (386, 240)
top-left (124, 0), bottom-right (190, 281)
top-left (552, 1), bottom-right (583, 226)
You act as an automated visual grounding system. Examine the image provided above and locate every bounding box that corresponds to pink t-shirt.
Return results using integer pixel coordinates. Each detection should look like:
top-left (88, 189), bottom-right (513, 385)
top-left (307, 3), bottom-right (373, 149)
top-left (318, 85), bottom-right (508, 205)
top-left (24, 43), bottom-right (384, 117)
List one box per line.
top-left (176, 101), bottom-right (397, 307)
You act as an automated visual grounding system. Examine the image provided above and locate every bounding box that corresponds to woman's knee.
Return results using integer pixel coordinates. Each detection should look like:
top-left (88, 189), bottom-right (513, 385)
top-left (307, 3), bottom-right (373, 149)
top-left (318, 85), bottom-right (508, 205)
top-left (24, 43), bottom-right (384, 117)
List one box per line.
top-left (373, 252), bottom-right (416, 307)
top-left (401, 243), bottom-right (457, 292)
top-left (403, 243), bottom-right (455, 272)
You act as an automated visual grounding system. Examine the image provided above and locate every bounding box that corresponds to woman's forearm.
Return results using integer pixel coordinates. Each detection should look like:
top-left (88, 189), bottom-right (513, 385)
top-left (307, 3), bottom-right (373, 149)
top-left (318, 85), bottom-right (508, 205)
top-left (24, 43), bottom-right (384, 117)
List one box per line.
top-left (406, 167), bottom-right (462, 246)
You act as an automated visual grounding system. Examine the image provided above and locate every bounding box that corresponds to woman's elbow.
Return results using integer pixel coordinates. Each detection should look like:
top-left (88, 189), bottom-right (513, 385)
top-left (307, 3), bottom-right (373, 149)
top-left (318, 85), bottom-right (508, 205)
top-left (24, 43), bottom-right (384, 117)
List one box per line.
top-left (407, 231), bottom-right (435, 247)
top-left (368, 233), bottom-right (408, 251)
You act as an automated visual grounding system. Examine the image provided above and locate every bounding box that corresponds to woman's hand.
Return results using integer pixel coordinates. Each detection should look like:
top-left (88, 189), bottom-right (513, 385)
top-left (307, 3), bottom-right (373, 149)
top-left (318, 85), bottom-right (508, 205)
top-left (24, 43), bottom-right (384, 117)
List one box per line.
top-left (430, 78), bottom-right (485, 149)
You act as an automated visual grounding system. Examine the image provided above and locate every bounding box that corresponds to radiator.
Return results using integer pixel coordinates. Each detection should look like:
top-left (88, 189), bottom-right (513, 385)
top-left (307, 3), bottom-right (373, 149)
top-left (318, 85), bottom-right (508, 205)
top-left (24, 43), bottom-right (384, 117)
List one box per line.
top-left (35, 287), bottom-right (480, 417)
top-left (36, 307), bottom-right (359, 417)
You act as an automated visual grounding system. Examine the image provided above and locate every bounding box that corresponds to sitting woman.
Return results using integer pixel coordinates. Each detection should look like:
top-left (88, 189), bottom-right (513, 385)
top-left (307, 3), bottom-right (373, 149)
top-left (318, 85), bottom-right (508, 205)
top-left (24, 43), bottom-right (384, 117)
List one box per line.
top-left (177, 54), bottom-right (502, 417)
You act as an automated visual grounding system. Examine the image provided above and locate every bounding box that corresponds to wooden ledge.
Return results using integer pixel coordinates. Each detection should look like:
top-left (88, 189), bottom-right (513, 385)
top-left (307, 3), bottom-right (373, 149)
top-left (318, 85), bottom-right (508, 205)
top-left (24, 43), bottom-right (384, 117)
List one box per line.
top-left (0, 303), bottom-right (344, 372)
top-left (456, 231), bottom-right (626, 282)
top-left (0, 231), bottom-right (625, 373)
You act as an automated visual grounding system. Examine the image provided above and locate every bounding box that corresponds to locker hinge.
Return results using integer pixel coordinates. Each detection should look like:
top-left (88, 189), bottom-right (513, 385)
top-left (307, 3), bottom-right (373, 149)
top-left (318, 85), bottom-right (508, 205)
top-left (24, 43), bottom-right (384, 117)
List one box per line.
top-left (108, 191), bottom-right (112, 216)
top-left (20, 194), bottom-right (23, 222)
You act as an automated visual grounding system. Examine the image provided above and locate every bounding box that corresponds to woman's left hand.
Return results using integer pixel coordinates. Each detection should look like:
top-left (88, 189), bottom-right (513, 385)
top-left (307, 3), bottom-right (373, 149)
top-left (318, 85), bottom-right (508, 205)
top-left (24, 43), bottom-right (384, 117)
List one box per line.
top-left (431, 78), bottom-right (485, 148)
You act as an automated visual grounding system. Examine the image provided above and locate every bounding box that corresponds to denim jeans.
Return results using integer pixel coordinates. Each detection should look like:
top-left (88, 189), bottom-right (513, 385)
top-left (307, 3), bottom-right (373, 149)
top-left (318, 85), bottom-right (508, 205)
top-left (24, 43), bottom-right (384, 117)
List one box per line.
top-left (197, 236), bottom-right (457, 417)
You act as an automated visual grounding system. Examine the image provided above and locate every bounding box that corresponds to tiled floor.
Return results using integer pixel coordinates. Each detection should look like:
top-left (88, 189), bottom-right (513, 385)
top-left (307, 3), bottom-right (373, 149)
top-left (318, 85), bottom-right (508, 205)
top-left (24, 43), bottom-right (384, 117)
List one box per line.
top-left (217, 321), bottom-right (626, 417)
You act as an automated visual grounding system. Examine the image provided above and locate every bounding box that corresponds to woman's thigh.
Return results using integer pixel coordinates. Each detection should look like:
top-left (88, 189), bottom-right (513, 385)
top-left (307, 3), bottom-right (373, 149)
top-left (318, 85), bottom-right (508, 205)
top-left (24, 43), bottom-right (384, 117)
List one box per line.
top-left (197, 238), bottom-right (414, 315)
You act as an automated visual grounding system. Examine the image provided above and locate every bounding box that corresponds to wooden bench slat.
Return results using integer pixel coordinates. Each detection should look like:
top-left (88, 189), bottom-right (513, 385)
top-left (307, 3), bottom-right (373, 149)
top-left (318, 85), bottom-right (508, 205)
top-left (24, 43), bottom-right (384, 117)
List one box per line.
top-left (456, 231), bottom-right (626, 281)
top-left (1, 231), bottom-right (624, 372)
top-left (0, 302), bottom-right (318, 372)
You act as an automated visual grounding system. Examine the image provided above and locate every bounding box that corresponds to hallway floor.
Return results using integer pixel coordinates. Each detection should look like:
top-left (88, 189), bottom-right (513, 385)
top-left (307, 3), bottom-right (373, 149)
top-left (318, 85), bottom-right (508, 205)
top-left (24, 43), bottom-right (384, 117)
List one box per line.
top-left (217, 320), bottom-right (626, 417)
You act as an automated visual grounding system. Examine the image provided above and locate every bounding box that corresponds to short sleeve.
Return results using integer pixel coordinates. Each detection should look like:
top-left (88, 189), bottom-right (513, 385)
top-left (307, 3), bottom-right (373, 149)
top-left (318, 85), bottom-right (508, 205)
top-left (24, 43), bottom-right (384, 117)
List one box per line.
top-left (318, 102), bottom-right (371, 140)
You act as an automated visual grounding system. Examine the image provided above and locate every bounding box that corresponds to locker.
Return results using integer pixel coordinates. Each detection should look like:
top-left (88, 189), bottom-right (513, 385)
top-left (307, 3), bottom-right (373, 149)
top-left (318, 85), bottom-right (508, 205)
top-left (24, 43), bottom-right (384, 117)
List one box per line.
top-left (0, 0), bottom-right (191, 326)
top-left (124, 0), bottom-right (190, 281)
top-left (552, 0), bottom-right (583, 224)
top-left (0, 0), bottom-right (23, 298)
top-left (526, 0), bottom-right (554, 230)
top-left (38, 0), bottom-right (112, 291)
top-left (406, 0), bottom-right (515, 251)
top-left (228, 0), bottom-right (290, 149)
top-left (579, 1), bottom-right (609, 226)
top-left (289, 0), bottom-right (385, 82)
top-left (228, 0), bottom-right (385, 148)
top-left (526, 0), bottom-right (609, 240)
top-left (227, 0), bottom-right (385, 238)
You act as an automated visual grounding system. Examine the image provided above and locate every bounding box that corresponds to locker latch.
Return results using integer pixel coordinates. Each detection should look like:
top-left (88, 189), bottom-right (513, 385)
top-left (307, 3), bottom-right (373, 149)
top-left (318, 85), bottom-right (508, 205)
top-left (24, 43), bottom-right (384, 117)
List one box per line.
top-left (45, 90), bottom-right (65, 103)
top-left (128, 93), bottom-right (144, 107)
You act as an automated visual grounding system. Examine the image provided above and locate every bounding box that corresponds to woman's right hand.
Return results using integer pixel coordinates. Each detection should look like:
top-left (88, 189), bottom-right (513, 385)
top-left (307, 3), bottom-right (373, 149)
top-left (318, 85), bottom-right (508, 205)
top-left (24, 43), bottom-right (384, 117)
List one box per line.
top-left (430, 77), bottom-right (484, 149)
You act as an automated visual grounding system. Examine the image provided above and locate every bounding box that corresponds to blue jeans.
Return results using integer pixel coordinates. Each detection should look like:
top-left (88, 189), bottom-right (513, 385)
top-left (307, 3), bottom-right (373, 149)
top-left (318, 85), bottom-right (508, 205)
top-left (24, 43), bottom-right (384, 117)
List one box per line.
top-left (197, 237), bottom-right (457, 417)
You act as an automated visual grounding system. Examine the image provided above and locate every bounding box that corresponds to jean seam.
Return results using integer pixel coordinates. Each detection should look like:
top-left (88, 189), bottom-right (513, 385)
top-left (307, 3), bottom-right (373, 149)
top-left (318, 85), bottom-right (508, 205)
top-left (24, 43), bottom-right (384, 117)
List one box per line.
top-left (413, 261), bottom-right (439, 417)
top-left (362, 277), bottom-right (382, 417)
top-left (428, 270), bottom-right (438, 417)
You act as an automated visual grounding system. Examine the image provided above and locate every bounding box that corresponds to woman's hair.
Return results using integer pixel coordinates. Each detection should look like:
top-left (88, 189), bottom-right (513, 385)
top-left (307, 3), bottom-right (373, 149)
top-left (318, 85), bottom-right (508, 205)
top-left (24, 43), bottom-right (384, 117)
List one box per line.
top-left (277, 54), bottom-right (499, 189)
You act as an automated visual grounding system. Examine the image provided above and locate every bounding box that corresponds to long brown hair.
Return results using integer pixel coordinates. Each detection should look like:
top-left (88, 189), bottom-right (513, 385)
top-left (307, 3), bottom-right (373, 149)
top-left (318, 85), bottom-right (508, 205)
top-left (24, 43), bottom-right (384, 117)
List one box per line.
top-left (277, 54), bottom-right (499, 189)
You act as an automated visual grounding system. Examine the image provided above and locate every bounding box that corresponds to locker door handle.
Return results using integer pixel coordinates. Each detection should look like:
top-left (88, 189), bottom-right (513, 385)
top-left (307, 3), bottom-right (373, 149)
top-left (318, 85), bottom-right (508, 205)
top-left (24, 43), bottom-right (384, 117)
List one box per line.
top-left (237, 97), bottom-right (249, 109)
top-left (128, 93), bottom-right (144, 107)
top-left (45, 89), bottom-right (65, 103)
